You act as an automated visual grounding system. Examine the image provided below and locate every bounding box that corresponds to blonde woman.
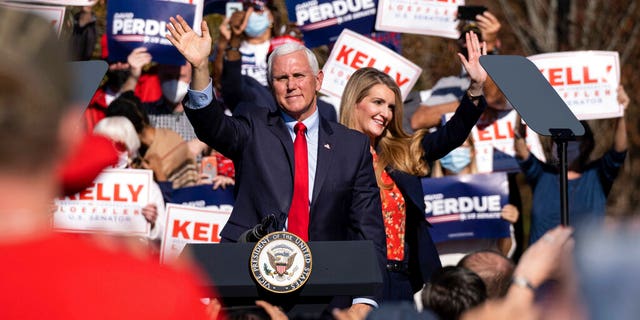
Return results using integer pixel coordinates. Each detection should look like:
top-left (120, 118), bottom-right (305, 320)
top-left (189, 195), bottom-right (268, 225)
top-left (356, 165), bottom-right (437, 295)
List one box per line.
top-left (339, 32), bottom-right (488, 301)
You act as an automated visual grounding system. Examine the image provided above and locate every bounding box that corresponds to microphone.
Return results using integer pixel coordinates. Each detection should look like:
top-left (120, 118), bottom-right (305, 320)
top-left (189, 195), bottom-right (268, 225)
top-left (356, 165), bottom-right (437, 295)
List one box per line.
top-left (238, 214), bottom-right (277, 243)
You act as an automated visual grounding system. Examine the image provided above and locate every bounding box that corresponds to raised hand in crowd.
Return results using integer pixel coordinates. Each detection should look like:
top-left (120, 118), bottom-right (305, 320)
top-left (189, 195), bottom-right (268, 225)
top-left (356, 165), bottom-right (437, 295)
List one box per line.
top-left (214, 9), bottom-right (249, 91)
top-left (120, 47), bottom-right (152, 92)
top-left (219, 7), bottom-right (251, 41)
top-left (614, 85), bottom-right (629, 152)
top-left (458, 31), bottom-right (487, 102)
top-left (475, 11), bottom-right (501, 52)
top-left (513, 225), bottom-right (574, 289)
top-left (461, 225), bottom-right (574, 320)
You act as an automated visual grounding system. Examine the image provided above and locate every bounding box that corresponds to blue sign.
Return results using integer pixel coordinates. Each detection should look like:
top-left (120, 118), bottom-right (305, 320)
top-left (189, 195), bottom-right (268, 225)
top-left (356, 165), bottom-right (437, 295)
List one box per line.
top-left (286, 0), bottom-right (378, 48)
top-left (106, 0), bottom-right (195, 65)
top-left (421, 172), bottom-right (511, 243)
top-left (166, 185), bottom-right (235, 210)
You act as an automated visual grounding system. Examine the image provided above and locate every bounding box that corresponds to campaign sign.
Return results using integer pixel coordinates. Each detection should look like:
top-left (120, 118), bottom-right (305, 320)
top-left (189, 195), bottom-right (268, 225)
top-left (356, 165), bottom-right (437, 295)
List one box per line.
top-left (422, 172), bottom-right (510, 243)
top-left (166, 184), bottom-right (235, 212)
top-left (0, 2), bottom-right (65, 36)
top-left (528, 51), bottom-right (621, 120)
top-left (375, 0), bottom-right (462, 39)
top-left (160, 204), bottom-right (231, 264)
top-left (286, 0), bottom-right (378, 48)
top-left (321, 29), bottom-right (422, 100)
top-left (106, 0), bottom-right (195, 65)
top-left (53, 169), bottom-right (153, 236)
top-left (163, 0), bottom-right (204, 38)
top-left (447, 109), bottom-right (546, 173)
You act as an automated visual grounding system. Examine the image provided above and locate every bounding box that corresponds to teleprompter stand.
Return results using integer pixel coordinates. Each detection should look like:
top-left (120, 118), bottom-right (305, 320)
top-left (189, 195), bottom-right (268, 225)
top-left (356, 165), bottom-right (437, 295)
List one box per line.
top-left (181, 240), bottom-right (383, 317)
top-left (479, 55), bottom-right (585, 226)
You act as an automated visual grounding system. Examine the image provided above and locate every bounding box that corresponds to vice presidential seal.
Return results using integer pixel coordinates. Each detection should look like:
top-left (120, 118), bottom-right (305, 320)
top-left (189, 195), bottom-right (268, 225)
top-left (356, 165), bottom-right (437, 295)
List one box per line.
top-left (249, 231), bottom-right (312, 293)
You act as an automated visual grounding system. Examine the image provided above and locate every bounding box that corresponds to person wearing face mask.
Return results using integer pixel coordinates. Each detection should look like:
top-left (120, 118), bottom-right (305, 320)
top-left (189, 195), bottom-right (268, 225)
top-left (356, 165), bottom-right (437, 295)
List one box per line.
top-left (236, 1), bottom-right (273, 87)
top-left (439, 145), bottom-right (474, 174)
top-left (212, 0), bottom-right (275, 91)
top-left (93, 116), bottom-right (167, 247)
top-left (338, 30), bottom-right (488, 303)
top-left (431, 136), bottom-right (519, 266)
top-left (514, 86), bottom-right (630, 245)
top-left (142, 63), bottom-right (211, 161)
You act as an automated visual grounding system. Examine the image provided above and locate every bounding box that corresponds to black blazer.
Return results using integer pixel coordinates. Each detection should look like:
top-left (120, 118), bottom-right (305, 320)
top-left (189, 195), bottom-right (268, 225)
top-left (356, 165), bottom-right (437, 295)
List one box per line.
top-left (387, 94), bottom-right (486, 292)
top-left (185, 98), bottom-right (387, 304)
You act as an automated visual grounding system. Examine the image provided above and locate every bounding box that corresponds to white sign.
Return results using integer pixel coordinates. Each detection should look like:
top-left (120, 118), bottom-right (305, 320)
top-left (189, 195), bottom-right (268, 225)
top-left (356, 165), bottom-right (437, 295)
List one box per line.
top-left (160, 204), bottom-right (231, 264)
top-left (321, 29), bottom-right (422, 100)
top-left (528, 51), bottom-right (621, 120)
top-left (0, 2), bottom-right (65, 36)
top-left (53, 169), bottom-right (153, 236)
top-left (7, 0), bottom-right (98, 5)
top-left (471, 110), bottom-right (546, 173)
top-left (375, 0), bottom-right (462, 39)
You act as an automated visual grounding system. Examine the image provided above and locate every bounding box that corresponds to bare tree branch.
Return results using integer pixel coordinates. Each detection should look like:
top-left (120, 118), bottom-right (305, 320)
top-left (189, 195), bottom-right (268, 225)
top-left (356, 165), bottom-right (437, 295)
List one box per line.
top-left (607, 1), bottom-right (638, 51)
top-left (568, 0), bottom-right (578, 48)
top-left (497, 0), bottom-right (538, 54)
top-left (581, 0), bottom-right (599, 48)
top-left (621, 21), bottom-right (640, 64)
top-left (545, 0), bottom-right (558, 51)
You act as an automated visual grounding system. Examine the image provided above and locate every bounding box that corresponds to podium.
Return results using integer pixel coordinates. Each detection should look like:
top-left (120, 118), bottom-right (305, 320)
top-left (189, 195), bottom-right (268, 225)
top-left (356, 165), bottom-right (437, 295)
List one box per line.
top-left (182, 240), bottom-right (383, 316)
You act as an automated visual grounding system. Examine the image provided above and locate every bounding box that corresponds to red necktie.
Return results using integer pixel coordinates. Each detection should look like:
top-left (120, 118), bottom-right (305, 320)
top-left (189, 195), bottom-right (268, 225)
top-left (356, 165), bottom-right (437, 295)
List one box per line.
top-left (288, 122), bottom-right (309, 241)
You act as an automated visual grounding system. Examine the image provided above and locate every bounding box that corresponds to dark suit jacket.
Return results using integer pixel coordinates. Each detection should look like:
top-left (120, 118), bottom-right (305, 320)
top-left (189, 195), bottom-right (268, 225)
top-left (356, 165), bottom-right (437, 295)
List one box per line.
top-left (387, 94), bottom-right (486, 293)
top-left (184, 98), bottom-right (387, 304)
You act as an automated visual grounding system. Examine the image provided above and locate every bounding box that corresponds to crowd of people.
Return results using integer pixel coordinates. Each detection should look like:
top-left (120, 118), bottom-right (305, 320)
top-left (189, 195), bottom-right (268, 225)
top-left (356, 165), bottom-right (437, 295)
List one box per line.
top-left (1, 1), bottom-right (634, 319)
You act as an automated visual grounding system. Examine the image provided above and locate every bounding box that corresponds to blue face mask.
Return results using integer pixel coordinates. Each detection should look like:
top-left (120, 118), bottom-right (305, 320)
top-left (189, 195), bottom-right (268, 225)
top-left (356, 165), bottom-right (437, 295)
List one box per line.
top-left (245, 11), bottom-right (270, 37)
top-left (440, 147), bottom-right (472, 174)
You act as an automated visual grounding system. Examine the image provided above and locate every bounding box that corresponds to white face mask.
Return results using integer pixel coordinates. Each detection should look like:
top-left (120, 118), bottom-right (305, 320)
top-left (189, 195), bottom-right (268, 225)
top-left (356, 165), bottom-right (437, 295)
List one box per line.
top-left (161, 80), bottom-right (189, 104)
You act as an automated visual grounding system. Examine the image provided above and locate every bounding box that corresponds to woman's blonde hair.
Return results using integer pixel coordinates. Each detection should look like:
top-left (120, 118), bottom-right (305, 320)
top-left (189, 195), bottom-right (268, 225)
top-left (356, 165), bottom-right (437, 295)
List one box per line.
top-left (339, 68), bottom-right (429, 188)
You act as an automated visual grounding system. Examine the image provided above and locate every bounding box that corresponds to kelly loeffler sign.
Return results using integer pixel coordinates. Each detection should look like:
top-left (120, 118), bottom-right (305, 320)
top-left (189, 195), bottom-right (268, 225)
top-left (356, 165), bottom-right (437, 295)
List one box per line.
top-left (321, 29), bottom-right (421, 101)
top-left (53, 169), bottom-right (153, 236)
top-left (528, 51), bottom-right (621, 120)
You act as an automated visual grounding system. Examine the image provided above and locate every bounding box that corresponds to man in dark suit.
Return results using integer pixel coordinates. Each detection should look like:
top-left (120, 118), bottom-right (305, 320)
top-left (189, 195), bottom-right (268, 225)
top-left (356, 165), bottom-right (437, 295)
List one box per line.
top-left (166, 15), bottom-right (387, 315)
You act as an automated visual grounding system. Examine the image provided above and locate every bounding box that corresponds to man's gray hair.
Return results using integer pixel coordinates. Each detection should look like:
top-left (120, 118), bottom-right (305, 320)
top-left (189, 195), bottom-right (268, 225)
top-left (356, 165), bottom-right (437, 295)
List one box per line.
top-left (267, 43), bottom-right (319, 86)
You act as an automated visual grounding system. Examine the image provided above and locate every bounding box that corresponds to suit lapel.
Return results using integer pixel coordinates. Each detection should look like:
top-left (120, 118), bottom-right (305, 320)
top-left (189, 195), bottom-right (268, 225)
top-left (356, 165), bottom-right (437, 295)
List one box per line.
top-left (387, 168), bottom-right (424, 211)
top-left (267, 111), bottom-right (294, 171)
top-left (312, 117), bottom-right (334, 203)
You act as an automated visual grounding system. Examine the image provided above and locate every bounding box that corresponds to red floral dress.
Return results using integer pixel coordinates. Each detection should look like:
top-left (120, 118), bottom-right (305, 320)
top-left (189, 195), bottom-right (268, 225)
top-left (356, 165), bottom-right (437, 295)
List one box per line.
top-left (373, 152), bottom-right (406, 261)
top-left (215, 152), bottom-right (235, 179)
